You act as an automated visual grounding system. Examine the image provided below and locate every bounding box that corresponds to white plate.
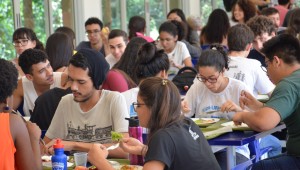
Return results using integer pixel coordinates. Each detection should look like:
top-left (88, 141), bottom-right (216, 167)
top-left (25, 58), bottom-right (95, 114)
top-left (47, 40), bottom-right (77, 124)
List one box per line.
top-left (114, 165), bottom-right (143, 170)
top-left (221, 121), bottom-right (248, 128)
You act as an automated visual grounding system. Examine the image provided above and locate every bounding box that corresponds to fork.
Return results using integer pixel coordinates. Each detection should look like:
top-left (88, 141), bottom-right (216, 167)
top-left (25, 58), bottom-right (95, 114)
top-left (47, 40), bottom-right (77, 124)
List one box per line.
top-left (107, 143), bottom-right (120, 150)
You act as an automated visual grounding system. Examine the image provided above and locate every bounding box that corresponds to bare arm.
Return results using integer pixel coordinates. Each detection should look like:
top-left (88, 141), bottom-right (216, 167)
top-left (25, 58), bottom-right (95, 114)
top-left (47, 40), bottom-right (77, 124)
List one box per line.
top-left (12, 79), bottom-right (23, 110)
top-left (44, 132), bottom-right (129, 158)
top-left (183, 57), bottom-right (193, 68)
top-left (143, 160), bottom-right (165, 170)
top-left (233, 107), bottom-right (281, 132)
top-left (11, 114), bottom-right (42, 170)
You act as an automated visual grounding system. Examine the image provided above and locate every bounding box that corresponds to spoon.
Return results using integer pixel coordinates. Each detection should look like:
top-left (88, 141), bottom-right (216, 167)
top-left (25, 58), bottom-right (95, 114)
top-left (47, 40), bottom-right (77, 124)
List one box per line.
top-left (107, 143), bottom-right (120, 151)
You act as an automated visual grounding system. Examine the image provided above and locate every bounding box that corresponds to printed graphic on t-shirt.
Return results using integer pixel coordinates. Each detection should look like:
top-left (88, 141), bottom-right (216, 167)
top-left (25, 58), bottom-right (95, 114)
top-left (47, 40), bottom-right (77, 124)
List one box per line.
top-left (233, 71), bottom-right (245, 82)
top-left (65, 122), bottom-right (112, 143)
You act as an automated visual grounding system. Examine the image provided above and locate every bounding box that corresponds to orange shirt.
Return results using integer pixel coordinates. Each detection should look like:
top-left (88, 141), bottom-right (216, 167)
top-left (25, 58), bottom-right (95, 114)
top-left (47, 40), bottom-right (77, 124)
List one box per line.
top-left (0, 113), bottom-right (16, 169)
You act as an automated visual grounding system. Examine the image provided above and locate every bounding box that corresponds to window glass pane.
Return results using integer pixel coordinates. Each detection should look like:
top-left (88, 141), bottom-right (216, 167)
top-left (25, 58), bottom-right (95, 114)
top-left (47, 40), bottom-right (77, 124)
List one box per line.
top-left (149, 0), bottom-right (167, 40)
top-left (169, 0), bottom-right (181, 10)
top-left (200, 0), bottom-right (224, 25)
top-left (52, 0), bottom-right (75, 31)
top-left (127, 0), bottom-right (145, 20)
top-left (0, 0), bottom-right (14, 60)
top-left (20, 0), bottom-right (47, 46)
top-left (102, 0), bottom-right (121, 29)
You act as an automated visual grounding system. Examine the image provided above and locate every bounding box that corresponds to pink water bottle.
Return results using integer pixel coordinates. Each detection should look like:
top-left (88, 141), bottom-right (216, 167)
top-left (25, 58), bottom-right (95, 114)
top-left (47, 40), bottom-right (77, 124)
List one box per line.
top-left (126, 118), bottom-right (144, 165)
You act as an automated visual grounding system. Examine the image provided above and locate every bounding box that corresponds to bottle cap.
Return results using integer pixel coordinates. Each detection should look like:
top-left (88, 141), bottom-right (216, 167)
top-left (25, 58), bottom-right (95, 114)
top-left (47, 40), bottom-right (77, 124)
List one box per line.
top-left (125, 117), bottom-right (139, 127)
top-left (53, 138), bottom-right (64, 149)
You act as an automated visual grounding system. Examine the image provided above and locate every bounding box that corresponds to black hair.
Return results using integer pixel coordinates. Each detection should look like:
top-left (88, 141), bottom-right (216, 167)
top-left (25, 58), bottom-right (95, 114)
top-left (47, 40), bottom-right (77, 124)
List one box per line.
top-left (85, 17), bottom-right (103, 30)
top-left (46, 32), bottom-right (73, 71)
top-left (167, 8), bottom-right (187, 22)
top-left (159, 21), bottom-right (186, 40)
top-left (19, 49), bottom-right (48, 74)
top-left (197, 44), bottom-right (229, 72)
top-left (278, 0), bottom-right (290, 5)
top-left (113, 37), bottom-right (148, 84)
top-left (108, 29), bottom-right (128, 43)
top-left (55, 26), bottom-right (75, 40)
top-left (70, 48), bottom-right (109, 89)
top-left (228, 24), bottom-right (254, 51)
top-left (135, 43), bottom-right (170, 83)
top-left (128, 16), bottom-right (146, 40)
top-left (261, 7), bottom-right (279, 16)
top-left (0, 59), bottom-right (18, 103)
top-left (12, 27), bottom-right (45, 51)
top-left (201, 8), bottom-right (230, 44)
top-left (261, 34), bottom-right (300, 65)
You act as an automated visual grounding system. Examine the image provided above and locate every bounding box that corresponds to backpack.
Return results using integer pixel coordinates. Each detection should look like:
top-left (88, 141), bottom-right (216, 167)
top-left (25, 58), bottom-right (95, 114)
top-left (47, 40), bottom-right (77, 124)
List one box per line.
top-left (172, 66), bottom-right (197, 94)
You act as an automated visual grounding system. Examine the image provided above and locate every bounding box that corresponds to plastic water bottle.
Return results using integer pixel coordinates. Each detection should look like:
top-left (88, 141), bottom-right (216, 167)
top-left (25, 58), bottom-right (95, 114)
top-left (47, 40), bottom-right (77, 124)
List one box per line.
top-left (51, 139), bottom-right (67, 170)
top-left (126, 118), bottom-right (144, 165)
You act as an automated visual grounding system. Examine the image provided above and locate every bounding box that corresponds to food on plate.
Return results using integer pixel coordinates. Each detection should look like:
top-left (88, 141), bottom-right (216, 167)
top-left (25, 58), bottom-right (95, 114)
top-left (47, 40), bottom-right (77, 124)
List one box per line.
top-left (111, 131), bottom-right (123, 142)
top-left (201, 119), bottom-right (215, 124)
top-left (120, 165), bottom-right (139, 170)
top-left (75, 166), bottom-right (88, 170)
top-left (41, 155), bottom-right (51, 162)
top-left (88, 165), bottom-right (98, 170)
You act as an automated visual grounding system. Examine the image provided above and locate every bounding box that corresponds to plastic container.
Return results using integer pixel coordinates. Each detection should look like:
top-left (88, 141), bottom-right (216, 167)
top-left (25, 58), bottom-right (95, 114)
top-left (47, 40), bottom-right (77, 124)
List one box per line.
top-left (126, 118), bottom-right (144, 165)
top-left (51, 139), bottom-right (67, 170)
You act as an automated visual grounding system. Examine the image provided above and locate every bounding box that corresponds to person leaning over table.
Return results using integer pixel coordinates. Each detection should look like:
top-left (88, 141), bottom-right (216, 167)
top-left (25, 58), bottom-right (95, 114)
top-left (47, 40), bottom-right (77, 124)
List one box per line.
top-left (43, 48), bottom-right (129, 159)
top-left (0, 59), bottom-right (42, 170)
top-left (87, 77), bottom-right (221, 170)
top-left (233, 34), bottom-right (300, 169)
top-left (181, 44), bottom-right (252, 169)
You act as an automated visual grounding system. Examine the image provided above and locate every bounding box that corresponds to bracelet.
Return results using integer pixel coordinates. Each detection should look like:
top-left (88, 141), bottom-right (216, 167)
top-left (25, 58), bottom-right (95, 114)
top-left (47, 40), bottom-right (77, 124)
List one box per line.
top-left (141, 145), bottom-right (148, 156)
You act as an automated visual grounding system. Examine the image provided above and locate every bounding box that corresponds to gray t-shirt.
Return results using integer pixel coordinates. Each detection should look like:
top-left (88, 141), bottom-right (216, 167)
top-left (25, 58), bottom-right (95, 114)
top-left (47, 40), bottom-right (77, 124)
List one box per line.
top-left (46, 90), bottom-right (129, 143)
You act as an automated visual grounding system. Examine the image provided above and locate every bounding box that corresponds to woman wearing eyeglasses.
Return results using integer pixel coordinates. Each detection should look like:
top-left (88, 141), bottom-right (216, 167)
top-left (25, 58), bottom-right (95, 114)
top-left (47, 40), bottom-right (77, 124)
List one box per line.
top-left (182, 44), bottom-right (251, 169)
top-left (12, 27), bottom-right (44, 77)
top-left (87, 77), bottom-right (220, 170)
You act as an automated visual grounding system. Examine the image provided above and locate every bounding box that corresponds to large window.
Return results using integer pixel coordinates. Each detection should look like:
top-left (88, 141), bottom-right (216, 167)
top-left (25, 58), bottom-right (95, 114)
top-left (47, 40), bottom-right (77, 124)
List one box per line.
top-left (0, 0), bottom-right (14, 60)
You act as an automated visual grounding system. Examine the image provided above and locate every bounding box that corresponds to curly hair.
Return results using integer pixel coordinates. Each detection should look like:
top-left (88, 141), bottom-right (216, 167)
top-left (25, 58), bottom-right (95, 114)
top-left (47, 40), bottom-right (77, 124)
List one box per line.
top-left (18, 49), bottom-right (48, 74)
top-left (246, 15), bottom-right (276, 37)
top-left (232, 0), bottom-right (257, 23)
top-left (0, 59), bottom-right (18, 103)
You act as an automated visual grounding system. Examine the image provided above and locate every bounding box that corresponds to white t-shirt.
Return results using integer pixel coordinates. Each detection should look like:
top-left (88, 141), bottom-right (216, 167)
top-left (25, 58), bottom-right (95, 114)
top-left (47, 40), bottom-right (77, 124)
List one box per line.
top-left (46, 90), bottom-right (129, 144)
top-left (122, 87), bottom-right (139, 117)
top-left (165, 41), bottom-right (191, 75)
top-left (22, 72), bottom-right (62, 116)
top-left (184, 77), bottom-right (250, 119)
top-left (225, 56), bottom-right (275, 96)
top-left (105, 54), bottom-right (118, 69)
top-left (184, 77), bottom-right (251, 159)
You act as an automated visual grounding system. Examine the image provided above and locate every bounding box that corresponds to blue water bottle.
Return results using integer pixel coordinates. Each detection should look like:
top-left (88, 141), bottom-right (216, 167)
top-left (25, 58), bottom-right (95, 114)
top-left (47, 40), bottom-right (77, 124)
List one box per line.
top-left (51, 139), bottom-right (67, 170)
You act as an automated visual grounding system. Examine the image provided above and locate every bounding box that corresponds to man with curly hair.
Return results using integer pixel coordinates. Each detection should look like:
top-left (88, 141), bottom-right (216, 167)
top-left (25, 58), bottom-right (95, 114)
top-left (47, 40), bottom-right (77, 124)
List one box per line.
top-left (246, 15), bottom-right (277, 67)
top-left (12, 49), bottom-right (67, 116)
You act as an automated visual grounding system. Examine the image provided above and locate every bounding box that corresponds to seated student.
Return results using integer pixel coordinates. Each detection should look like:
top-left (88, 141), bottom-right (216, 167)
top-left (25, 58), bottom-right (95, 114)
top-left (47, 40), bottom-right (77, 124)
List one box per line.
top-left (101, 37), bottom-right (147, 92)
top-left (44, 48), bottom-right (129, 159)
top-left (246, 16), bottom-right (277, 67)
top-left (128, 16), bottom-right (154, 42)
top-left (88, 77), bottom-right (221, 170)
top-left (233, 34), bottom-right (300, 170)
top-left (182, 45), bottom-right (251, 169)
top-left (0, 59), bottom-right (42, 169)
top-left (225, 24), bottom-right (281, 158)
top-left (105, 29), bottom-right (128, 69)
top-left (260, 7), bottom-right (281, 31)
top-left (122, 42), bottom-right (170, 116)
top-left (12, 49), bottom-right (67, 116)
top-left (158, 20), bottom-right (193, 77)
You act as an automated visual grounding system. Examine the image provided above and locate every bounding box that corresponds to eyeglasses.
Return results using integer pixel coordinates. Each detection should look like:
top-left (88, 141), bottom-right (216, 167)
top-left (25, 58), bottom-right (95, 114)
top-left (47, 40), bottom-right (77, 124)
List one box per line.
top-left (13, 39), bottom-right (29, 47)
top-left (132, 102), bottom-right (146, 112)
top-left (196, 72), bottom-right (221, 83)
top-left (85, 29), bottom-right (101, 36)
